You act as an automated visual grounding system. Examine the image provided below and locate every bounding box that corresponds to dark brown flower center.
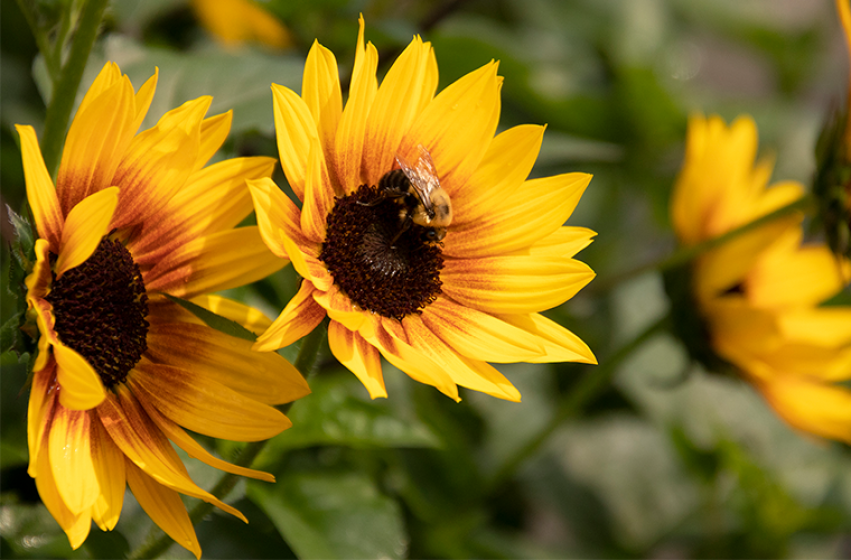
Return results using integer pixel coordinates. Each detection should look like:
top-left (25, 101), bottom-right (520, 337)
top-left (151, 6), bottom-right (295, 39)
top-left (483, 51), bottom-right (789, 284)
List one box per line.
top-left (46, 237), bottom-right (149, 388)
top-left (319, 183), bottom-right (444, 320)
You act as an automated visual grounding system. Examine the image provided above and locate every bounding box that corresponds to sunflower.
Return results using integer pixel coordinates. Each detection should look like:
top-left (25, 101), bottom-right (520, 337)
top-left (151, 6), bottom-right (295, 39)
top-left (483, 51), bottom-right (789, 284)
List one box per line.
top-left (18, 62), bottom-right (310, 557)
top-left (671, 114), bottom-right (851, 442)
top-left (248, 17), bottom-right (596, 402)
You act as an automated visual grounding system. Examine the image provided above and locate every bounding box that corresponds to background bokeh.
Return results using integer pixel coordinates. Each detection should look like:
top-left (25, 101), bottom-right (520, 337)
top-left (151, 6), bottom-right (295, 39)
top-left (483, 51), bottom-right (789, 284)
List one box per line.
top-left (2, 0), bottom-right (851, 558)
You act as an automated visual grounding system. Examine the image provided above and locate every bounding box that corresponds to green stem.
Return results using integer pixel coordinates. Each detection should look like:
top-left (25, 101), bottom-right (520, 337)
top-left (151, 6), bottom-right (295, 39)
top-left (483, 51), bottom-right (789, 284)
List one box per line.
top-left (486, 313), bottom-right (671, 491)
top-left (40, 0), bottom-right (110, 176)
top-left (591, 195), bottom-right (813, 294)
top-left (128, 325), bottom-right (327, 560)
top-left (14, 0), bottom-right (60, 81)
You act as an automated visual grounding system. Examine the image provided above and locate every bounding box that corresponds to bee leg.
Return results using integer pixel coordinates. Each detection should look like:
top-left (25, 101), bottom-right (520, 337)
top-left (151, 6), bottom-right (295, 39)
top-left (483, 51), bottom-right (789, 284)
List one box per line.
top-left (389, 214), bottom-right (413, 247)
top-left (357, 189), bottom-right (406, 207)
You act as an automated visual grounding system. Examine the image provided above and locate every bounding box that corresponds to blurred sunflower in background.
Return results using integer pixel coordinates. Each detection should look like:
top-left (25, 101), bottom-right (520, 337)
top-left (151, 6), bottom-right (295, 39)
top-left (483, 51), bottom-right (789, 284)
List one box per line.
top-left (248, 17), bottom-right (597, 403)
top-left (670, 114), bottom-right (851, 443)
top-left (17, 62), bottom-right (310, 557)
top-left (191, 0), bottom-right (291, 50)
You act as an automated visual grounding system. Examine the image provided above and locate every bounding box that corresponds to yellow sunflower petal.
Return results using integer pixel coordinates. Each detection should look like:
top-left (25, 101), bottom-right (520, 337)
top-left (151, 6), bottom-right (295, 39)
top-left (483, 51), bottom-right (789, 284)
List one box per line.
top-left (362, 34), bottom-right (437, 186)
top-left (145, 313), bottom-right (311, 405)
top-left (441, 255), bottom-right (596, 315)
top-left (328, 321), bottom-right (386, 398)
top-left (195, 111), bottom-right (233, 172)
top-left (759, 344), bottom-right (851, 382)
top-left (401, 61), bottom-right (501, 195)
top-left (272, 83), bottom-right (319, 200)
top-left (313, 283), bottom-right (367, 331)
top-left (55, 186), bottom-right (119, 277)
top-left (778, 308), bottom-right (851, 347)
top-left (110, 96), bottom-right (209, 230)
top-left (518, 226), bottom-right (597, 258)
top-left (248, 176), bottom-right (317, 258)
top-left (16, 124), bottom-right (63, 247)
top-left (131, 156), bottom-right (276, 265)
top-left (497, 312), bottom-right (597, 364)
top-left (90, 419), bottom-right (125, 531)
top-left (146, 226), bottom-right (286, 299)
top-left (131, 68), bottom-right (158, 133)
top-left (27, 365), bottom-right (56, 477)
top-left (125, 461), bottom-right (202, 560)
top-left (76, 62), bottom-right (122, 115)
top-left (756, 374), bottom-right (851, 443)
top-left (420, 297), bottom-right (545, 362)
top-left (443, 172), bottom-right (592, 259)
top-left (402, 315), bottom-right (521, 401)
top-left (334, 15), bottom-right (378, 193)
top-left (53, 342), bottom-right (106, 411)
top-left (705, 298), bottom-right (783, 359)
top-left (368, 318), bottom-right (459, 401)
top-left (95, 386), bottom-right (248, 522)
top-left (56, 73), bottom-right (137, 215)
top-left (302, 39), bottom-right (342, 164)
top-left (190, 294), bottom-right (274, 334)
top-left (131, 361), bottom-right (292, 441)
top-left (254, 282), bottom-right (326, 351)
top-left (452, 124), bottom-right (544, 224)
top-left (301, 136), bottom-right (335, 242)
top-left (144, 403), bottom-right (276, 482)
top-left (34, 445), bottom-right (92, 550)
top-left (748, 243), bottom-right (851, 309)
top-left (48, 407), bottom-right (99, 515)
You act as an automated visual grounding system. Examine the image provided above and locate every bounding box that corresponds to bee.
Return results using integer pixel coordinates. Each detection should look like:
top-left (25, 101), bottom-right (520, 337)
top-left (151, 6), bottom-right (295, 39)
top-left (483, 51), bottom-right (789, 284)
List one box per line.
top-left (367, 145), bottom-right (453, 245)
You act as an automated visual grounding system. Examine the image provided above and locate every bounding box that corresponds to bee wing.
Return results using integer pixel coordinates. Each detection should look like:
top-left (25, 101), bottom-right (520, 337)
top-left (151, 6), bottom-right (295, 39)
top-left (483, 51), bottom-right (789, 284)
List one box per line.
top-left (396, 145), bottom-right (441, 211)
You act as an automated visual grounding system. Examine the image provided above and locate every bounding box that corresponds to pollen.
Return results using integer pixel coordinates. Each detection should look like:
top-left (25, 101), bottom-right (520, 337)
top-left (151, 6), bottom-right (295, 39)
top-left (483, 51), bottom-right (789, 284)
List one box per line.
top-left (319, 184), bottom-right (444, 320)
top-left (47, 237), bottom-right (149, 388)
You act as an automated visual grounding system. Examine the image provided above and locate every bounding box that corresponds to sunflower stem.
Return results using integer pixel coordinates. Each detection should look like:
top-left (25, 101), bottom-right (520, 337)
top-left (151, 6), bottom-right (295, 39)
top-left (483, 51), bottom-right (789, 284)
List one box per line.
top-left (40, 0), bottom-right (109, 177)
top-left (591, 195), bottom-right (813, 294)
top-left (486, 312), bottom-right (670, 492)
top-left (129, 325), bottom-right (327, 560)
top-left (14, 0), bottom-right (60, 81)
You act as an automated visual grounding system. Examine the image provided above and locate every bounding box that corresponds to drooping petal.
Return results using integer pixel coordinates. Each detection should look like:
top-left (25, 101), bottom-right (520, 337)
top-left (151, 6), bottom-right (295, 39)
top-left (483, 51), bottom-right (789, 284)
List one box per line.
top-left (48, 406), bottom-right (99, 515)
top-left (143, 399), bottom-right (276, 482)
top-left (441, 255), bottom-right (596, 315)
top-left (497, 312), bottom-right (597, 364)
top-left (34, 444), bottom-right (92, 550)
top-left (95, 386), bottom-right (248, 522)
top-left (755, 375), bottom-right (851, 444)
top-left (56, 187), bottom-right (119, 277)
top-left (130, 361), bottom-right (292, 441)
top-left (27, 365), bottom-right (57, 477)
top-left (145, 226), bottom-right (286, 299)
top-left (442, 173), bottom-right (593, 259)
top-left (90, 419), bottom-right (125, 531)
top-left (253, 281), bottom-right (326, 351)
top-left (125, 460), bottom-right (202, 560)
top-left (53, 342), bottom-right (106, 411)
top-left (190, 294), bottom-right (274, 335)
top-left (145, 311), bottom-right (311, 405)
top-left (16, 124), bottom-right (62, 247)
top-left (328, 321), bottom-right (386, 398)
top-left (361, 34), bottom-right (437, 186)
top-left (420, 297), bottom-right (545, 362)
top-left (334, 15), bottom-right (379, 193)
top-left (402, 315), bottom-right (521, 401)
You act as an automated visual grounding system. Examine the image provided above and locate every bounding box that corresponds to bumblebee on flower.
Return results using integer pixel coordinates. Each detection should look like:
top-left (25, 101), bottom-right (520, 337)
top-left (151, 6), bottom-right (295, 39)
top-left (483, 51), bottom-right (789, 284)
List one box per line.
top-left (249, 16), bottom-right (597, 402)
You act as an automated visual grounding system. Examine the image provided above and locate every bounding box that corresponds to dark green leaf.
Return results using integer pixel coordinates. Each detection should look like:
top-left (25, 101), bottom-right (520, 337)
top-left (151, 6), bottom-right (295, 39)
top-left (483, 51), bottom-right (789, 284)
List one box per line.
top-left (0, 312), bottom-right (23, 355)
top-left (163, 294), bottom-right (257, 341)
top-left (248, 470), bottom-right (407, 560)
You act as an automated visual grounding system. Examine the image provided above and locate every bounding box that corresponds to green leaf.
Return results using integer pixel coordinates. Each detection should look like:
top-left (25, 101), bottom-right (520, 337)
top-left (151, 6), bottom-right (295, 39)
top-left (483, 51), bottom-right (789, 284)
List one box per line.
top-left (261, 371), bottom-right (440, 451)
top-left (0, 313), bottom-right (23, 355)
top-left (163, 294), bottom-right (256, 341)
top-left (33, 34), bottom-right (304, 137)
top-left (248, 470), bottom-right (407, 560)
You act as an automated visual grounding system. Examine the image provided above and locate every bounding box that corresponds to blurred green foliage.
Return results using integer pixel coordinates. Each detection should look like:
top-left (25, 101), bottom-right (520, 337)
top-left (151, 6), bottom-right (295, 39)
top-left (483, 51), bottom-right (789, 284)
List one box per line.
top-left (2, 0), bottom-right (851, 558)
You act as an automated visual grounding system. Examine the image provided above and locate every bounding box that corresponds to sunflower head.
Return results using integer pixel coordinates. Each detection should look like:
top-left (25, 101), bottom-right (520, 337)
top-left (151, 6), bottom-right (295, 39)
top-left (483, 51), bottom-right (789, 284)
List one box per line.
top-left (249, 16), bottom-right (597, 403)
